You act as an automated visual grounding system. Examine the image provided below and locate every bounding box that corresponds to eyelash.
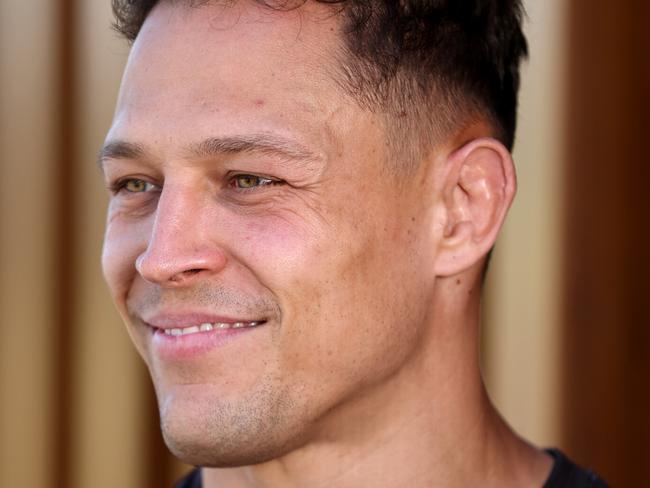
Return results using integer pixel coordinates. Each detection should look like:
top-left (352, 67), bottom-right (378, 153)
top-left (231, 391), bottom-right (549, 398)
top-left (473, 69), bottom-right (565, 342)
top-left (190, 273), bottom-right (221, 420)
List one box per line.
top-left (228, 174), bottom-right (283, 191)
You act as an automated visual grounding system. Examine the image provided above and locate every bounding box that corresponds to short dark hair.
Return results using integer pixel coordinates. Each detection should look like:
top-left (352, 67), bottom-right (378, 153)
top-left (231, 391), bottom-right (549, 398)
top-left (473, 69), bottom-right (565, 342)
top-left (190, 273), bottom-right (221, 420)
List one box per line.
top-left (112, 0), bottom-right (527, 165)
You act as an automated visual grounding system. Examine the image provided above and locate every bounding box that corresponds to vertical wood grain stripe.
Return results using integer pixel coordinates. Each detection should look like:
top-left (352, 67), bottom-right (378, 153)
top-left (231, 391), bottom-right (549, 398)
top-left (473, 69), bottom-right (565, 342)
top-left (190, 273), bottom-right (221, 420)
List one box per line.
top-left (563, 1), bottom-right (650, 486)
top-left (54, 0), bottom-right (77, 487)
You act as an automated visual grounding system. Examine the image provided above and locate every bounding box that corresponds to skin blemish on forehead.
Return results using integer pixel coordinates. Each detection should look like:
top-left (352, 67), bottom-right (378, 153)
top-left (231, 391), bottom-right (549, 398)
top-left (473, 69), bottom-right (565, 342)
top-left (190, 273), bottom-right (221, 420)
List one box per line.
top-left (254, 99), bottom-right (266, 107)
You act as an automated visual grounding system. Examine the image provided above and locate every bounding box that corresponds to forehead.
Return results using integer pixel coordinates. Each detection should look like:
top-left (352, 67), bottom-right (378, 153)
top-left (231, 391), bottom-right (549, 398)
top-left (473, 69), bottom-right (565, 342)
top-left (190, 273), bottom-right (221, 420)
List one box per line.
top-left (109, 1), bottom-right (353, 151)
top-left (134, 1), bottom-right (342, 86)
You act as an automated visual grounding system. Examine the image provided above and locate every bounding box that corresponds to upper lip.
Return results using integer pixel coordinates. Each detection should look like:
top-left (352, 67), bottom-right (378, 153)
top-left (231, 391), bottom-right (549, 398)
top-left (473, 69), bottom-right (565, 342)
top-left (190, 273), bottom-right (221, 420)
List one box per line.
top-left (143, 313), bottom-right (267, 329)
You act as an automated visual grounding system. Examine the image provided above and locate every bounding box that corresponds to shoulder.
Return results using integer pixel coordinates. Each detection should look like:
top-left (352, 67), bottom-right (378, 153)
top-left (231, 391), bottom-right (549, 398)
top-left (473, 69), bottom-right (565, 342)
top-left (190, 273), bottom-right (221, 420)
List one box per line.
top-left (543, 449), bottom-right (609, 488)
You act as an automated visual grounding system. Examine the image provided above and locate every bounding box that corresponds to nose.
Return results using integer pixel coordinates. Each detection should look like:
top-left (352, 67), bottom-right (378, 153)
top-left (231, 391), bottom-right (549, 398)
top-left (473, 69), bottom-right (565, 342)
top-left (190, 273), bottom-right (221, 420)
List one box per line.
top-left (135, 183), bottom-right (228, 287)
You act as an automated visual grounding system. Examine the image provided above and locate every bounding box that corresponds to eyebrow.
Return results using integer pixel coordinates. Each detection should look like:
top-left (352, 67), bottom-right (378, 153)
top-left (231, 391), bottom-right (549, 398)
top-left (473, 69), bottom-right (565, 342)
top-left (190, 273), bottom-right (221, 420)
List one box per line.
top-left (97, 140), bottom-right (146, 168)
top-left (97, 134), bottom-right (321, 169)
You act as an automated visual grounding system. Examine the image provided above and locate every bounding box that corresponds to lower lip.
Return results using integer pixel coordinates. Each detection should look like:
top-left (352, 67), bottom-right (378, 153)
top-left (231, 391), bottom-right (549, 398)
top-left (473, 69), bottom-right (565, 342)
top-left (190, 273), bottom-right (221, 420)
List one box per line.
top-left (149, 325), bottom-right (265, 361)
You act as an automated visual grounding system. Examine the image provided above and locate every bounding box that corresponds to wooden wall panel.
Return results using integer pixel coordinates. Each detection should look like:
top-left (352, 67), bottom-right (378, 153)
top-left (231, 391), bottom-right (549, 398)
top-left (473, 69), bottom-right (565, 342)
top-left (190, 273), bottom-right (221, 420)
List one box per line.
top-left (563, 0), bottom-right (650, 485)
top-left (0, 1), bottom-right (58, 487)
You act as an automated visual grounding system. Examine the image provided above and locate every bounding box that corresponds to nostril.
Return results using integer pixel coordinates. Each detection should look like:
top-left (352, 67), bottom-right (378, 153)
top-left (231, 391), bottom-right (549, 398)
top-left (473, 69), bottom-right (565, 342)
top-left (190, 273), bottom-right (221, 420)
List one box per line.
top-left (168, 268), bottom-right (204, 283)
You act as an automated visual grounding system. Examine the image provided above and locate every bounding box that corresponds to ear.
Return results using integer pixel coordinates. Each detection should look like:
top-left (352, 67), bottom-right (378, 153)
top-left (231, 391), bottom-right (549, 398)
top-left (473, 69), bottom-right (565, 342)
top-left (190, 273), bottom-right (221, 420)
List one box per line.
top-left (433, 138), bottom-right (516, 276)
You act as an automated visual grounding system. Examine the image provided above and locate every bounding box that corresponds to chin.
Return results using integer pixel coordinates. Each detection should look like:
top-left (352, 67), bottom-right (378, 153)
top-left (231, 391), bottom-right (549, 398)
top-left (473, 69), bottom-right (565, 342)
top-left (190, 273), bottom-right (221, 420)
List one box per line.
top-left (163, 428), bottom-right (295, 468)
top-left (157, 382), bottom-right (308, 467)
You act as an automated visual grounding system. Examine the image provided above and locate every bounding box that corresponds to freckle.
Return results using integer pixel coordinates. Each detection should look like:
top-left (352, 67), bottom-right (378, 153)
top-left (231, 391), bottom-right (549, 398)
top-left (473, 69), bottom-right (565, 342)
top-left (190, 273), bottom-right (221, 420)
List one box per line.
top-left (411, 217), bottom-right (415, 222)
top-left (456, 279), bottom-right (461, 285)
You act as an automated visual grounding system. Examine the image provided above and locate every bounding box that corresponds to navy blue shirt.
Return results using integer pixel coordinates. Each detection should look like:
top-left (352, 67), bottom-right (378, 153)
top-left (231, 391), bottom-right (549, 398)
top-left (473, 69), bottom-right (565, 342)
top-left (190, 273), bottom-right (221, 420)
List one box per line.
top-left (543, 449), bottom-right (608, 488)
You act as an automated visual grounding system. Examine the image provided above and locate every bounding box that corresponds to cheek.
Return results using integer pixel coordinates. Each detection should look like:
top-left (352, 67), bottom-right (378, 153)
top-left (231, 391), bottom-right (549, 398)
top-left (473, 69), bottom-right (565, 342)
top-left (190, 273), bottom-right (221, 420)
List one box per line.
top-left (102, 218), bottom-right (147, 302)
top-left (293, 241), bottom-right (422, 373)
top-left (234, 205), bottom-right (426, 393)
top-left (233, 210), bottom-right (325, 289)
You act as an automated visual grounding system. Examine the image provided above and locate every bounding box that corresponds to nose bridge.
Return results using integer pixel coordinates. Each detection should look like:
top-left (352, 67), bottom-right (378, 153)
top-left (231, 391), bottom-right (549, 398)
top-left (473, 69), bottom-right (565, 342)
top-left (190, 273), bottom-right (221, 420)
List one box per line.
top-left (152, 182), bottom-right (201, 248)
top-left (137, 181), bottom-right (226, 284)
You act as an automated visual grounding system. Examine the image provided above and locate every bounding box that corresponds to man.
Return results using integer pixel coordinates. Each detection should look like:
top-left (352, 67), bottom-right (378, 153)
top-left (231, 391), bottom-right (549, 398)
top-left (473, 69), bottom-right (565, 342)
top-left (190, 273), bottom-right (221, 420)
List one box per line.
top-left (100, 1), bottom-right (608, 486)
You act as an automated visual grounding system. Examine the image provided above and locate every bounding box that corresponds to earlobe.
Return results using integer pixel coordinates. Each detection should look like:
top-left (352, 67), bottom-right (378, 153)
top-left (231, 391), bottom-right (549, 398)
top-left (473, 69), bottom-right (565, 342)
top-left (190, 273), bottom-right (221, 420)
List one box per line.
top-left (434, 138), bottom-right (516, 276)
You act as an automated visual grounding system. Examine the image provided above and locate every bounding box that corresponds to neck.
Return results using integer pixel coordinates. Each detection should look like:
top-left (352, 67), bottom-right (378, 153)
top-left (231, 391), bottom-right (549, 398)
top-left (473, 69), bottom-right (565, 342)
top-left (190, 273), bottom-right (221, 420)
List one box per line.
top-left (203, 276), bottom-right (551, 487)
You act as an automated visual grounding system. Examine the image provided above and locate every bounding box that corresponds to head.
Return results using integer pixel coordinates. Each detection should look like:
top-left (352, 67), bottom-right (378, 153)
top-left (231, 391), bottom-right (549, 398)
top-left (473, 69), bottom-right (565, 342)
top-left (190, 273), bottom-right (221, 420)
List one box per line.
top-left (101, 0), bottom-right (525, 467)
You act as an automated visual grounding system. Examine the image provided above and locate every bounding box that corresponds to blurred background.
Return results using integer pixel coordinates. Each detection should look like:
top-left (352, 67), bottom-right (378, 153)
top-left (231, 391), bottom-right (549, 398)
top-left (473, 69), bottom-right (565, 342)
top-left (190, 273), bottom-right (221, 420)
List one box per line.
top-left (0, 0), bottom-right (648, 487)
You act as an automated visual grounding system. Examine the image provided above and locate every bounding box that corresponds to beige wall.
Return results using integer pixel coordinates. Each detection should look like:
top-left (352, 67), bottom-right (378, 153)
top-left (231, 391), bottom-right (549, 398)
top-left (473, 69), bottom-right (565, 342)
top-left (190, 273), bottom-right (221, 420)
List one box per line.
top-left (0, 1), bottom-right (567, 486)
top-left (483, 0), bottom-right (568, 447)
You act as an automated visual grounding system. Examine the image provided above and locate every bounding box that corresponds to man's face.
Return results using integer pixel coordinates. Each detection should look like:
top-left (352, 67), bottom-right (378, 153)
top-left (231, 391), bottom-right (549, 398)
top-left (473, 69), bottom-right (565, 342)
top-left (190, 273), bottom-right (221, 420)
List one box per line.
top-left (102, 1), bottom-right (440, 466)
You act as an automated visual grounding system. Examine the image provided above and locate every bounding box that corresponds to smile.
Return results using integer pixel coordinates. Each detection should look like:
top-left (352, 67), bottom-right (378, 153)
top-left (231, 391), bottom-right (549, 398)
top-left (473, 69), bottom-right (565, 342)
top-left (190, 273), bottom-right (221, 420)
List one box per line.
top-left (160, 321), bottom-right (265, 336)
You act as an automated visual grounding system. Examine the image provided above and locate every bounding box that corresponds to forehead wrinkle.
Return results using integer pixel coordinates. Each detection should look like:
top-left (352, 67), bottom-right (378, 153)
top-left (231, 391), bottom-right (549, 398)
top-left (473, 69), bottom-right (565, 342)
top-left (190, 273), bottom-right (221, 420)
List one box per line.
top-left (186, 134), bottom-right (325, 171)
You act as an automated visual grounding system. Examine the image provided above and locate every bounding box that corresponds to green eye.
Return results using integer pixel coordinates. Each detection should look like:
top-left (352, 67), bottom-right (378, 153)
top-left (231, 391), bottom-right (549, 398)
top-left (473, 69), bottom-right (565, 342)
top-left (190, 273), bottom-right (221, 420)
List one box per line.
top-left (123, 179), bottom-right (153, 192)
top-left (231, 174), bottom-right (275, 189)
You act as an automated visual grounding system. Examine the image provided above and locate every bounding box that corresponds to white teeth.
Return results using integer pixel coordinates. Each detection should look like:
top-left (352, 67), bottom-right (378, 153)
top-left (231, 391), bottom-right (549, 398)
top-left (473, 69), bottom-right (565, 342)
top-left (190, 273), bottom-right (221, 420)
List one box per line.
top-left (162, 321), bottom-right (264, 336)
